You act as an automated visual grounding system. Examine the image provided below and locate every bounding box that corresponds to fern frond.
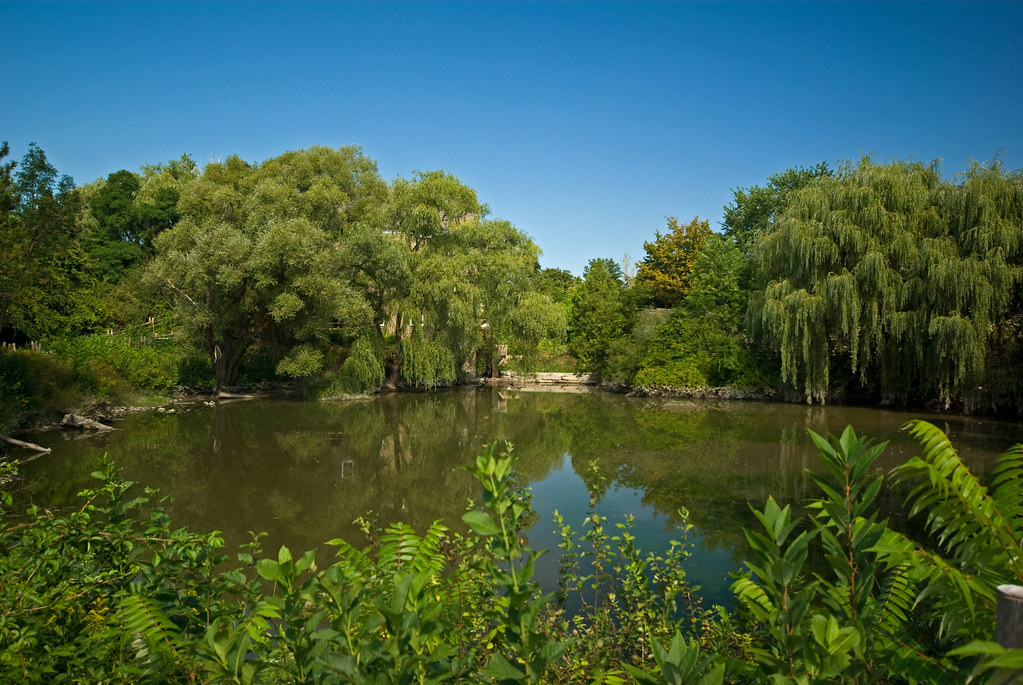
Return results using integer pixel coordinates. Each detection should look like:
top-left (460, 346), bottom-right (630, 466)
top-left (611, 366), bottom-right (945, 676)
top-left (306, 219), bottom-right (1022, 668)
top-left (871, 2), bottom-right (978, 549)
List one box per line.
top-left (874, 561), bottom-right (916, 633)
top-left (872, 526), bottom-right (995, 639)
top-left (989, 444), bottom-right (1023, 549)
top-left (872, 634), bottom-right (954, 684)
top-left (896, 420), bottom-right (1023, 582)
top-left (410, 519), bottom-right (449, 578)
top-left (730, 577), bottom-right (775, 622)
top-left (117, 593), bottom-right (183, 662)
top-left (327, 536), bottom-right (374, 578)
top-left (379, 521), bottom-right (419, 572)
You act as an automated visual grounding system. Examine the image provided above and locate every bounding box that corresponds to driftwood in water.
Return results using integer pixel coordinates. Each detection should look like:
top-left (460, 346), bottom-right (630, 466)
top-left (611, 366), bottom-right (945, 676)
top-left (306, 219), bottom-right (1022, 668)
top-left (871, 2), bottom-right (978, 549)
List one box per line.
top-left (0, 434), bottom-right (51, 453)
top-left (216, 391), bottom-right (257, 400)
top-left (60, 414), bottom-right (116, 431)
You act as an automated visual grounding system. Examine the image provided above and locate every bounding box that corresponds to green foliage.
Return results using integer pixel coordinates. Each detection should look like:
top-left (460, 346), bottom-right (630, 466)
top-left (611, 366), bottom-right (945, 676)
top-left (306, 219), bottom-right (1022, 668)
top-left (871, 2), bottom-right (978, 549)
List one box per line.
top-left (636, 216), bottom-right (715, 307)
top-left (634, 235), bottom-right (768, 391)
top-left (0, 457), bottom-right (222, 682)
top-left (733, 422), bottom-right (1023, 682)
top-left (567, 258), bottom-right (634, 376)
top-left (146, 147), bottom-right (381, 390)
top-left (338, 334), bottom-right (386, 394)
top-left (0, 347), bottom-right (102, 431)
top-left (462, 443), bottom-right (570, 683)
top-left (623, 631), bottom-right (726, 685)
top-left (141, 152), bottom-right (554, 392)
top-left (723, 162), bottom-right (831, 256)
top-left (1, 143), bottom-right (104, 342)
top-left (5, 423), bottom-right (1023, 681)
top-left (0, 350), bottom-right (37, 432)
top-left (534, 267), bottom-right (579, 304)
top-left (545, 460), bottom-right (722, 682)
top-left (51, 333), bottom-right (209, 396)
top-left (400, 325), bottom-right (457, 389)
top-left (750, 157), bottom-right (1023, 407)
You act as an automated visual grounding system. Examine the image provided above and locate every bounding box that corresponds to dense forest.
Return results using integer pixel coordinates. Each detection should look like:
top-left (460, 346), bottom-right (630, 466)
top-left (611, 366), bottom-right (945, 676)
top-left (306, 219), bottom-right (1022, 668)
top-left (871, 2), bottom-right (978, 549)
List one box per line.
top-left (2, 142), bottom-right (1022, 435)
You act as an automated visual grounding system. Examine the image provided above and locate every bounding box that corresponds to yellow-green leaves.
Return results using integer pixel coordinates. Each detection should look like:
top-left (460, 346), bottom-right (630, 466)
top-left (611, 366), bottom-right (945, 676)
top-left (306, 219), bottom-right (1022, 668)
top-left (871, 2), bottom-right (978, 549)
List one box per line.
top-left (636, 216), bottom-right (714, 307)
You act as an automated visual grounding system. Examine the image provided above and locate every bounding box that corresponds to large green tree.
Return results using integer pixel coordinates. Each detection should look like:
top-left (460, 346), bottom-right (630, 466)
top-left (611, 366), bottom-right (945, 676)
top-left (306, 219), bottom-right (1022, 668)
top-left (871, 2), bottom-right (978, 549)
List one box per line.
top-left (635, 216), bottom-right (714, 307)
top-left (0, 143), bottom-right (100, 341)
top-left (567, 258), bottom-right (632, 375)
top-left (750, 157), bottom-right (1023, 408)
top-left (343, 170), bottom-right (559, 387)
top-left (146, 147), bottom-right (383, 390)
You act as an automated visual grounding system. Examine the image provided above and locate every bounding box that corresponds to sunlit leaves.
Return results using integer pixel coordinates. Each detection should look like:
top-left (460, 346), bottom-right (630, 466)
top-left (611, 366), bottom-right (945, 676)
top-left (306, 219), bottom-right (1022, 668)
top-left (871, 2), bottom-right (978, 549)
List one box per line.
top-left (752, 157), bottom-right (1023, 407)
top-left (636, 216), bottom-right (714, 307)
top-left (148, 147), bottom-right (382, 389)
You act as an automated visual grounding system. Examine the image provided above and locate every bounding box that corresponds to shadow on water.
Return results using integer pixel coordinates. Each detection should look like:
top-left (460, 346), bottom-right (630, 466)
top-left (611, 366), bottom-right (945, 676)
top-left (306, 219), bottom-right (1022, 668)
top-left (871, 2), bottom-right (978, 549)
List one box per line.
top-left (15, 388), bottom-right (1023, 608)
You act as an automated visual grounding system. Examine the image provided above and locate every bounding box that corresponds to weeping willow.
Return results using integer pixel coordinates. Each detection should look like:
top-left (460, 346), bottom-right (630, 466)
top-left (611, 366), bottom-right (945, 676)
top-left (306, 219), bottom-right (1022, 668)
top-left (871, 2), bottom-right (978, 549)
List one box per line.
top-left (399, 322), bottom-right (457, 389)
top-left (752, 158), bottom-right (1023, 408)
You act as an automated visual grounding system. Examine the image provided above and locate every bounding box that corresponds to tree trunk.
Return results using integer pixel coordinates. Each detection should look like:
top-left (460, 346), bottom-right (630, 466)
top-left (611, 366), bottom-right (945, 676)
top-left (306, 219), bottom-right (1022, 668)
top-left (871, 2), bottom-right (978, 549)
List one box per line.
top-left (210, 336), bottom-right (247, 392)
top-left (387, 312), bottom-right (404, 388)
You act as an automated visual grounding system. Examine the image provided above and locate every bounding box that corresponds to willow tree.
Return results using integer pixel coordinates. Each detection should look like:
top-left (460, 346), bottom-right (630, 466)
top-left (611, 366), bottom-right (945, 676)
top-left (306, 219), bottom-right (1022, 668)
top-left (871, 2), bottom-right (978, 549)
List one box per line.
top-left (146, 147), bottom-right (384, 390)
top-left (751, 158), bottom-right (1023, 408)
top-left (351, 170), bottom-right (559, 387)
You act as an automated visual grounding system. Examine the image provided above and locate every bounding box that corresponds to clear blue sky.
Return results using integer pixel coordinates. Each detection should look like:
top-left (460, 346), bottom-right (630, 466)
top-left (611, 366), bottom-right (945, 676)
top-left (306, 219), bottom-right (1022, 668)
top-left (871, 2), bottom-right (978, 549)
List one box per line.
top-left (4, 1), bottom-right (1021, 276)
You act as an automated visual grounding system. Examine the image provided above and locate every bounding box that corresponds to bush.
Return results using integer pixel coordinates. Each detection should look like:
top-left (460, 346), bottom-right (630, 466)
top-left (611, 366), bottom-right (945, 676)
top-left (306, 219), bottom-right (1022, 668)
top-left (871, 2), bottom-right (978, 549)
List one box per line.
top-left (49, 334), bottom-right (201, 396)
top-left (0, 349), bottom-right (84, 432)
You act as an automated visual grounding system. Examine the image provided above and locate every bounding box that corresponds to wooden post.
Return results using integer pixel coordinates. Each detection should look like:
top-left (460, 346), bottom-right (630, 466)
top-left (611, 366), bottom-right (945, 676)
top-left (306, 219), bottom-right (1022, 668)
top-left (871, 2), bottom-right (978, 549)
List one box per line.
top-left (997, 585), bottom-right (1023, 649)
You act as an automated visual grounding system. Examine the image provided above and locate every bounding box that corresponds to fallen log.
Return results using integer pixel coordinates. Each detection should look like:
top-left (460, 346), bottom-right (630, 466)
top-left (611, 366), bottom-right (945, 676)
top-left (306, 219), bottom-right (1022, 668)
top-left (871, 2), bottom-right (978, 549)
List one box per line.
top-left (60, 414), bottom-right (116, 431)
top-left (216, 391), bottom-right (257, 400)
top-left (0, 434), bottom-right (51, 453)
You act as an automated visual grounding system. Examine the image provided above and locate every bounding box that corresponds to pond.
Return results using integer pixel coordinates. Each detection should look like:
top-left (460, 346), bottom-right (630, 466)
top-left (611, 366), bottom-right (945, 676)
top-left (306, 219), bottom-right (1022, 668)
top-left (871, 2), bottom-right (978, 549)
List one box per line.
top-left (13, 388), bottom-right (1023, 607)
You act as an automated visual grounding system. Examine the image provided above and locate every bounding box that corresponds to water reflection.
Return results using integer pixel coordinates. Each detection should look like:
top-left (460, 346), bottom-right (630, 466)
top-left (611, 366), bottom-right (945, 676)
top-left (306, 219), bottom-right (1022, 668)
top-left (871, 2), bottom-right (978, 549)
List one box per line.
top-left (17, 389), bottom-right (1023, 606)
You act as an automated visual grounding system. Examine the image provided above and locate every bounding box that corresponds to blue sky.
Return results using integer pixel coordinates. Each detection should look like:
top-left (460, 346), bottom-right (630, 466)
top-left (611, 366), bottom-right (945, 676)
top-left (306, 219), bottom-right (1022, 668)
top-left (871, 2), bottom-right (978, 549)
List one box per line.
top-left (3, 1), bottom-right (1021, 276)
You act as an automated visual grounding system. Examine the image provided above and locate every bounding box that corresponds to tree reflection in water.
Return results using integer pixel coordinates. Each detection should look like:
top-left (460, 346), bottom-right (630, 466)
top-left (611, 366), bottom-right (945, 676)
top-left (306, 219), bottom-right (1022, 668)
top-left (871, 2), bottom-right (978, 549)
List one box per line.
top-left (17, 389), bottom-right (1022, 606)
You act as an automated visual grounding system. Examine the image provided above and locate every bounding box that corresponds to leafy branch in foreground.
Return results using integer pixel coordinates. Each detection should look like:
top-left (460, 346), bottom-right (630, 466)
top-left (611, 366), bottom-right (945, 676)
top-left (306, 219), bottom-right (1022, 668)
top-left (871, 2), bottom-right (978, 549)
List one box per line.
top-left (734, 422), bottom-right (1023, 683)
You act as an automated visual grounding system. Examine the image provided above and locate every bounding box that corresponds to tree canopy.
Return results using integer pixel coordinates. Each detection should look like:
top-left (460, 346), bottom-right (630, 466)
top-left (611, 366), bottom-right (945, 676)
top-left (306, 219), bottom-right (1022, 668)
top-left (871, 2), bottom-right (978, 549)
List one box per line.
top-left (750, 157), bottom-right (1023, 408)
top-left (146, 149), bottom-right (379, 390)
top-left (142, 150), bottom-right (558, 392)
top-left (0, 143), bottom-right (100, 341)
top-left (722, 162), bottom-right (831, 256)
top-left (635, 216), bottom-right (714, 307)
top-left (567, 258), bottom-right (632, 375)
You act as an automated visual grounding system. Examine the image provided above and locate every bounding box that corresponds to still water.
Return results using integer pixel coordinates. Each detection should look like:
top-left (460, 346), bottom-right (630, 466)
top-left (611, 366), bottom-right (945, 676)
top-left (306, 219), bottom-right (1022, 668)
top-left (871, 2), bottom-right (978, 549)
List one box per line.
top-left (15, 388), bottom-right (1023, 606)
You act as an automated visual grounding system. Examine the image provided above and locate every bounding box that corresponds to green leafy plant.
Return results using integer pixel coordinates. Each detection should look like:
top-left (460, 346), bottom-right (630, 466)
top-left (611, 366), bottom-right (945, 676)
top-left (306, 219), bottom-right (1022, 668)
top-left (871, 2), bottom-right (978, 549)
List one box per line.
top-left (546, 460), bottom-right (708, 682)
top-left (733, 422), bottom-right (1023, 683)
top-left (462, 442), bottom-right (569, 683)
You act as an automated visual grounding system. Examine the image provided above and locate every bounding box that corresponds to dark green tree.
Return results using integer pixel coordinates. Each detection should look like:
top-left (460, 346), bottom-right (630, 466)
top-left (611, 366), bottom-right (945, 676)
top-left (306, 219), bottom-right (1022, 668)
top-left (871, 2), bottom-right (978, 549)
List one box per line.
top-left (87, 170), bottom-right (146, 282)
top-left (722, 163), bottom-right (831, 256)
top-left (534, 267), bottom-right (579, 304)
top-left (567, 258), bottom-right (631, 375)
top-left (0, 143), bottom-right (99, 341)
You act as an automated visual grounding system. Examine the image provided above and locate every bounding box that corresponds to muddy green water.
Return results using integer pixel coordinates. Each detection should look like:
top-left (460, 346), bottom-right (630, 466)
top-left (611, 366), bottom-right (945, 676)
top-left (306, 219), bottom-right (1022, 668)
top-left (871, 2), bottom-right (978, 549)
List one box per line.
top-left (14, 388), bottom-right (1023, 606)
